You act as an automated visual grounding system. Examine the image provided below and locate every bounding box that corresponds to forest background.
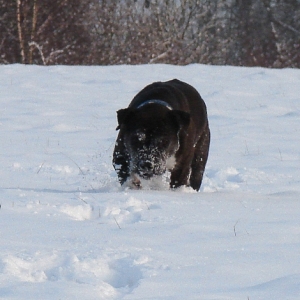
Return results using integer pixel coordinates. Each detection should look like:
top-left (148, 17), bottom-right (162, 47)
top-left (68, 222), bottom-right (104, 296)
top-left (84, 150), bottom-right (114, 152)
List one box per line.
top-left (1, 0), bottom-right (299, 68)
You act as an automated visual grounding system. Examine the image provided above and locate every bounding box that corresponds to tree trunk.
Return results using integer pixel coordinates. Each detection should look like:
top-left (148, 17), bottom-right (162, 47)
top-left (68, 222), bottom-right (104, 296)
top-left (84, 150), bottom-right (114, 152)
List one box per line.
top-left (29, 0), bottom-right (38, 64)
top-left (16, 0), bottom-right (26, 63)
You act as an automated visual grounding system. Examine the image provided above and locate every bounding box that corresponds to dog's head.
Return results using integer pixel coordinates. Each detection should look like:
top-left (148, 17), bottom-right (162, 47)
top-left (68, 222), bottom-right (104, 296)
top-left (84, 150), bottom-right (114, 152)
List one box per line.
top-left (116, 104), bottom-right (190, 179)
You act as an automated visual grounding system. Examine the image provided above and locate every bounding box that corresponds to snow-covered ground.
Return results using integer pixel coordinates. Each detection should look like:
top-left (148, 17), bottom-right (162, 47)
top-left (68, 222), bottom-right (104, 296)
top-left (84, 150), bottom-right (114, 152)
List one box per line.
top-left (0, 64), bottom-right (299, 299)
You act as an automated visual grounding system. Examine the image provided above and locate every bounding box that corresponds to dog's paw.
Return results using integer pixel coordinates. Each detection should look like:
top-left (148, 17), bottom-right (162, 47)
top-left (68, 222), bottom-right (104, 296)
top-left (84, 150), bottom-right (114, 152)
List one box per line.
top-left (124, 174), bottom-right (142, 190)
top-left (131, 180), bottom-right (142, 190)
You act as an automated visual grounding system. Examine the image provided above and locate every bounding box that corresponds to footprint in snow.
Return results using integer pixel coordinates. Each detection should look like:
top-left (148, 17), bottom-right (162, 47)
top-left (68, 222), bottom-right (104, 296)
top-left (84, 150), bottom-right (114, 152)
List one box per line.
top-left (2, 251), bottom-right (146, 296)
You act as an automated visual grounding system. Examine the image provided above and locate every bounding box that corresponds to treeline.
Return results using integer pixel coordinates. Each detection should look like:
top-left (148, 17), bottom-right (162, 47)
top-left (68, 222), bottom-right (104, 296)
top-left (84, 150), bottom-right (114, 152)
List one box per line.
top-left (1, 0), bottom-right (299, 67)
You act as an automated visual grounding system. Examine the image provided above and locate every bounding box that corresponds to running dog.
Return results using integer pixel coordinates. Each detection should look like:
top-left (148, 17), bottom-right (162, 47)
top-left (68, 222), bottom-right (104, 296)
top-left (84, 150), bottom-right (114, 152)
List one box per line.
top-left (112, 79), bottom-right (210, 191)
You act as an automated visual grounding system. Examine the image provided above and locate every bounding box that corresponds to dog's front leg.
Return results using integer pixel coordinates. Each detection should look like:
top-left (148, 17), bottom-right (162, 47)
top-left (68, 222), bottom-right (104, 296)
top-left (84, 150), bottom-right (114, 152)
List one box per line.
top-left (169, 164), bottom-right (191, 190)
top-left (112, 133), bottom-right (130, 185)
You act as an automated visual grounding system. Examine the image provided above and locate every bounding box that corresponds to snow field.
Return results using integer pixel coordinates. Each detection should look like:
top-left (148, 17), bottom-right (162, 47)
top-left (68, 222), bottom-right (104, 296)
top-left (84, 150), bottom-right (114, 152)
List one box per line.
top-left (0, 64), bottom-right (300, 299)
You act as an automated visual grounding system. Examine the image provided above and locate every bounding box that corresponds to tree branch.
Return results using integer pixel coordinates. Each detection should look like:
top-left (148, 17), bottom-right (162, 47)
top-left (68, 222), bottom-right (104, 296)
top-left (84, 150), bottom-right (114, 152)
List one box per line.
top-left (273, 18), bottom-right (300, 35)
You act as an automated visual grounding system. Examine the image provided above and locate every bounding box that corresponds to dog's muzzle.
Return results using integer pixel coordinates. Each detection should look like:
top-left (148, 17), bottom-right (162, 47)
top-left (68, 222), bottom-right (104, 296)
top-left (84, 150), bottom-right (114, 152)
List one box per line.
top-left (137, 160), bottom-right (154, 178)
top-left (136, 155), bottom-right (166, 179)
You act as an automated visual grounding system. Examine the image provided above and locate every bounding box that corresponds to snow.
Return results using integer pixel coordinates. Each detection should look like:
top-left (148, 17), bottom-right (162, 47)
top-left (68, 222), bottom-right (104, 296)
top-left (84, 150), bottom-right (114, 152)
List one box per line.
top-left (0, 64), bottom-right (300, 299)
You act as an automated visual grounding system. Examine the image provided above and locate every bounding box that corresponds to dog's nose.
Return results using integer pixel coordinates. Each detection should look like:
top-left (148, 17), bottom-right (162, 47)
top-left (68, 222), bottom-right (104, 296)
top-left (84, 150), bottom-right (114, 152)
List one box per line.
top-left (138, 161), bottom-right (153, 171)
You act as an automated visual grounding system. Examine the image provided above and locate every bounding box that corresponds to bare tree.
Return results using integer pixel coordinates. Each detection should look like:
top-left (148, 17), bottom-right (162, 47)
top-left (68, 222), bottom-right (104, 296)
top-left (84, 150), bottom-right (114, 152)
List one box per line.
top-left (1, 0), bottom-right (299, 67)
top-left (1, 0), bottom-right (92, 65)
top-left (0, 1), bottom-right (19, 63)
top-left (265, 0), bottom-right (300, 67)
top-left (89, 0), bottom-right (217, 65)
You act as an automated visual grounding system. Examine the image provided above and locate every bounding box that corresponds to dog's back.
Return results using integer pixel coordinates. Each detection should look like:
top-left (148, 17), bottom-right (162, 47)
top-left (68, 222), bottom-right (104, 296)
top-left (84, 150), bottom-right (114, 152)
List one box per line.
top-left (130, 79), bottom-right (208, 135)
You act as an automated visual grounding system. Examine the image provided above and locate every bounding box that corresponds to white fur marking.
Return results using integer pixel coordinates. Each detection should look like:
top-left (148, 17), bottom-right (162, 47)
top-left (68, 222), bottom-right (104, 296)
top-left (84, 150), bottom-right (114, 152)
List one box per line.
top-left (166, 155), bottom-right (176, 170)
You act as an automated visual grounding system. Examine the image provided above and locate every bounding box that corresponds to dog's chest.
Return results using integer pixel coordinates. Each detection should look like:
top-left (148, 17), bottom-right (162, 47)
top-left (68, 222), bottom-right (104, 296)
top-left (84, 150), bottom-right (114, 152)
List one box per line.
top-left (166, 155), bottom-right (176, 170)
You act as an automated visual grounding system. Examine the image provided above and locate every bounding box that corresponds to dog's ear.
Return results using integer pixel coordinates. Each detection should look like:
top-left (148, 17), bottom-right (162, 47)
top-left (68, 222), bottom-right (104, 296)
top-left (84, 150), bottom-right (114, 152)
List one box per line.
top-left (168, 110), bottom-right (190, 130)
top-left (116, 108), bottom-right (133, 130)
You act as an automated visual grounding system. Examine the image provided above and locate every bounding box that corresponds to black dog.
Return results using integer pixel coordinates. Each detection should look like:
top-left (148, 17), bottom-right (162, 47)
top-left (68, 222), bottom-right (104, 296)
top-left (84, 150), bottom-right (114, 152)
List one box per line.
top-left (113, 79), bottom-right (210, 191)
